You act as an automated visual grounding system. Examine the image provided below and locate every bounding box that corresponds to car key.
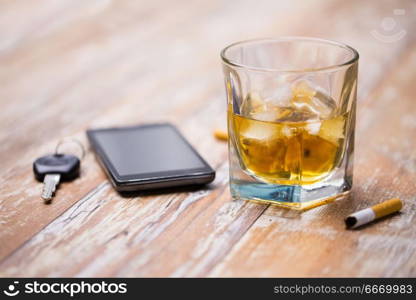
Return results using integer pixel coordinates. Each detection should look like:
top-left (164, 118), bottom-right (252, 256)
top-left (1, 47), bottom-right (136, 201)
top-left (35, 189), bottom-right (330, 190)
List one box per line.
top-left (33, 154), bottom-right (80, 202)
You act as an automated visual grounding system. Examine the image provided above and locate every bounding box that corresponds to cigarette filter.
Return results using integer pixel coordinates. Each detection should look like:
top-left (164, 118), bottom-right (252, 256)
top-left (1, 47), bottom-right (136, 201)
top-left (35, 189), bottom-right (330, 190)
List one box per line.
top-left (213, 129), bottom-right (228, 141)
top-left (345, 198), bottom-right (402, 229)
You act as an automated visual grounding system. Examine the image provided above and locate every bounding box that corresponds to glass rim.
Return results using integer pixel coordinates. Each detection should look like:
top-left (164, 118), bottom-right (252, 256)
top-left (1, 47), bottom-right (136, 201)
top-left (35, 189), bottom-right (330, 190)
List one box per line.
top-left (220, 37), bottom-right (359, 73)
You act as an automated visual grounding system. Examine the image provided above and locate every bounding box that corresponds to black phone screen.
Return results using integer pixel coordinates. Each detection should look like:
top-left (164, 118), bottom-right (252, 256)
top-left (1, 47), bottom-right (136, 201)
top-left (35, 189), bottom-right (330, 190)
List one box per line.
top-left (87, 124), bottom-right (214, 184)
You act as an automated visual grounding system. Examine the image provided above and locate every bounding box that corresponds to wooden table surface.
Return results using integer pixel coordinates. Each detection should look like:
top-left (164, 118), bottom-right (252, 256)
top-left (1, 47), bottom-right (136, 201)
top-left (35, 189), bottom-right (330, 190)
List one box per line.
top-left (1, 0), bottom-right (415, 277)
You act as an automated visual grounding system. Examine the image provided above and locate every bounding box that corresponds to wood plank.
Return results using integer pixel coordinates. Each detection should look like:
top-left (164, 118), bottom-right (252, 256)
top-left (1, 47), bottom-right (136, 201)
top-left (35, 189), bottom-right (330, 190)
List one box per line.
top-left (209, 45), bottom-right (416, 277)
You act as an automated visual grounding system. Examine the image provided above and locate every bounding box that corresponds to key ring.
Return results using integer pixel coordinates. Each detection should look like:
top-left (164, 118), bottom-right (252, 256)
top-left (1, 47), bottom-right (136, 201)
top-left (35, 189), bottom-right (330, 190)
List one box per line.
top-left (55, 138), bottom-right (86, 160)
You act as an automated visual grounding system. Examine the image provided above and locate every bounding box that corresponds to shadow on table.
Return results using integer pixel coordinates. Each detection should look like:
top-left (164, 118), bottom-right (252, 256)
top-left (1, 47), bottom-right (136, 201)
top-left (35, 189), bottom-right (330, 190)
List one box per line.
top-left (117, 183), bottom-right (216, 198)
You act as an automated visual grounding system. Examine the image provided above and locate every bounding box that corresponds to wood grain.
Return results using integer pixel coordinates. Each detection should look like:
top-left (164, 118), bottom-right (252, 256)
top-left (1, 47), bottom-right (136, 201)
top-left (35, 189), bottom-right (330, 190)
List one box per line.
top-left (0, 0), bottom-right (415, 277)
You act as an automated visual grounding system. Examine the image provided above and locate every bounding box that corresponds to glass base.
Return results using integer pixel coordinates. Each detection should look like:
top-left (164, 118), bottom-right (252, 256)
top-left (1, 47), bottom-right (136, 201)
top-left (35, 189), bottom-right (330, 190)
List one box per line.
top-left (230, 178), bottom-right (351, 210)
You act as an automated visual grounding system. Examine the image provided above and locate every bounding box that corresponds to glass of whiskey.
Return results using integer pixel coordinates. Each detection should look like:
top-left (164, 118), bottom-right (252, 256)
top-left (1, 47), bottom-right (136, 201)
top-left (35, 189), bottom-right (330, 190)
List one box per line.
top-left (221, 38), bottom-right (359, 209)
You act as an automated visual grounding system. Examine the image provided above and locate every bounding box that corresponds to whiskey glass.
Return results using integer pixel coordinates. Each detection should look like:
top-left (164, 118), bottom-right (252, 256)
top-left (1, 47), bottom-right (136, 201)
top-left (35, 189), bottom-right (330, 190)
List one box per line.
top-left (221, 37), bottom-right (358, 209)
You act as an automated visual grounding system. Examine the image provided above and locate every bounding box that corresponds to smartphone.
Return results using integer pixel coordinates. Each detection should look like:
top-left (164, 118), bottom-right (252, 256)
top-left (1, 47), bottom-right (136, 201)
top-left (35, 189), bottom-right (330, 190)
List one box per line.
top-left (87, 123), bottom-right (215, 192)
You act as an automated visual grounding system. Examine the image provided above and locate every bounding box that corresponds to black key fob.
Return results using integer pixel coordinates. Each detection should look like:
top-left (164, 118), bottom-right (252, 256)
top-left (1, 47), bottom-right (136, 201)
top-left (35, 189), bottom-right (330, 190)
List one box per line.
top-left (33, 154), bottom-right (80, 182)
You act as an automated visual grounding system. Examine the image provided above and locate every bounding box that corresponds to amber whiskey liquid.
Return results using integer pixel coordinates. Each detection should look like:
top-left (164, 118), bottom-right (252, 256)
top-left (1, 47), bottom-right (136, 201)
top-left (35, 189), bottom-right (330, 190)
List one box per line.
top-left (228, 79), bottom-right (347, 187)
top-left (230, 112), bottom-right (346, 185)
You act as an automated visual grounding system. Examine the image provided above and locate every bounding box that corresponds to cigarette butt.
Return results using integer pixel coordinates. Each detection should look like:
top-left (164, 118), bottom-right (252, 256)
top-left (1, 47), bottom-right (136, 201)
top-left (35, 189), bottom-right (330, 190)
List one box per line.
top-left (345, 198), bottom-right (402, 229)
top-left (213, 129), bottom-right (228, 141)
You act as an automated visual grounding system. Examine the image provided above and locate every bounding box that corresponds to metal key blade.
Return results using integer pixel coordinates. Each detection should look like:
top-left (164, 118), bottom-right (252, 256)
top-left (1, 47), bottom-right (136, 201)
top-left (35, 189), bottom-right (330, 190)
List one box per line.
top-left (42, 174), bottom-right (61, 201)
